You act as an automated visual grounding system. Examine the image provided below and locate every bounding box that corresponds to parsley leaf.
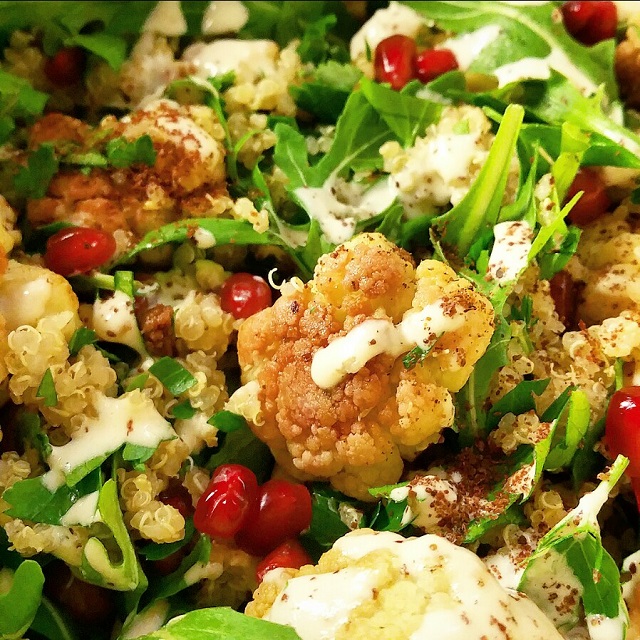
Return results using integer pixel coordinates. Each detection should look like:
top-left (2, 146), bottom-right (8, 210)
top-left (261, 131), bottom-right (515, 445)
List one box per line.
top-left (149, 357), bottom-right (197, 396)
top-left (36, 368), bottom-right (58, 407)
top-left (208, 410), bottom-right (247, 434)
top-left (14, 144), bottom-right (59, 199)
top-left (106, 135), bottom-right (156, 168)
top-left (68, 327), bottom-right (98, 356)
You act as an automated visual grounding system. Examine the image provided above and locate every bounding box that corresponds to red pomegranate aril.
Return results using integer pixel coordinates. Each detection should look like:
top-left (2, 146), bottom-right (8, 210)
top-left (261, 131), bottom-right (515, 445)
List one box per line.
top-left (256, 539), bottom-right (313, 583)
top-left (415, 48), bottom-right (459, 84)
top-left (374, 34), bottom-right (417, 90)
top-left (605, 387), bottom-right (640, 480)
top-left (44, 47), bottom-right (86, 87)
top-left (565, 168), bottom-right (612, 227)
top-left (159, 482), bottom-right (194, 519)
top-left (236, 479), bottom-right (313, 556)
top-left (549, 271), bottom-right (576, 327)
top-left (194, 464), bottom-right (259, 538)
top-left (220, 273), bottom-right (272, 319)
top-left (44, 227), bottom-right (117, 276)
top-left (561, 2), bottom-right (617, 46)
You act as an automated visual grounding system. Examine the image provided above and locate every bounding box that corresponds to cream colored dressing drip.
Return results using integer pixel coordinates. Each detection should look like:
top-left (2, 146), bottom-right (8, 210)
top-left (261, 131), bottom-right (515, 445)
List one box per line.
top-left (46, 391), bottom-right (175, 487)
top-left (60, 491), bottom-right (100, 526)
top-left (311, 300), bottom-right (465, 389)
top-left (142, 1), bottom-right (187, 36)
top-left (264, 568), bottom-right (380, 640)
top-left (201, 1), bottom-right (248, 35)
top-left (487, 220), bottom-right (533, 284)
top-left (436, 25), bottom-right (502, 70)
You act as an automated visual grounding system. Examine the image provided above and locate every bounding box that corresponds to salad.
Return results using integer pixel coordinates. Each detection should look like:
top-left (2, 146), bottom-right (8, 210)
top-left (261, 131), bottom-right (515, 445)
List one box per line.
top-left (1, 0), bottom-right (640, 638)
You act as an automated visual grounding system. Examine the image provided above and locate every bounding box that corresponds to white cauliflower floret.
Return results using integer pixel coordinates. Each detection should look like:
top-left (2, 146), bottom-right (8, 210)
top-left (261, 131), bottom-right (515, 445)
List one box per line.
top-left (247, 529), bottom-right (562, 640)
top-left (381, 105), bottom-right (520, 218)
top-left (236, 233), bottom-right (494, 500)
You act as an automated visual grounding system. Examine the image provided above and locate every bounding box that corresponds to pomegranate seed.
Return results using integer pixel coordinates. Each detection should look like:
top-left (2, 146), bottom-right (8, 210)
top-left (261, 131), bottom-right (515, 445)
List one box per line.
top-left (220, 273), bottom-right (272, 319)
top-left (159, 482), bottom-right (194, 519)
top-left (605, 387), bottom-right (640, 491)
top-left (374, 34), bottom-right (417, 90)
top-left (562, 1), bottom-right (617, 46)
top-left (565, 168), bottom-right (612, 227)
top-left (194, 464), bottom-right (259, 538)
top-left (415, 48), bottom-right (459, 84)
top-left (44, 47), bottom-right (86, 87)
top-left (236, 479), bottom-right (313, 556)
top-left (256, 539), bottom-right (313, 583)
top-left (44, 227), bottom-right (116, 276)
top-left (549, 271), bottom-right (576, 328)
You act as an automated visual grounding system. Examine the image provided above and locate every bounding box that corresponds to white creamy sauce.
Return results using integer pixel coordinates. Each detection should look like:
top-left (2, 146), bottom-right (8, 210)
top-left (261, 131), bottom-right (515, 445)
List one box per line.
top-left (487, 221), bottom-right (533, 284)
top-left (182, 39), bottom-right (279, 78)
top-left (193, 227), bottom-right (216, 249)
top-left (586, 608), bottom-right (627, 640)
top-left (493, 48), bottom-right (599, 97)
top-left (350, 1), bottom-right (425, 61)
top-left (93, 290), bottom-right (146, 354)
top-left (142, 1), bottom-right (187, 36)
top-left (60, 490), bottom-right (100, 526)
top-left (0, 275), bottom-right (52, 330)
top-left (329, 531), bottom-right (563, 640)
top-left (47, 391), bottom-right (175, 484)
top-left (622, 549), bottom-right (640, 601)
top-left (201, 1), bottom-right (249, 35)
top-left (120, 600), bottom-right (171, 640)
top-left (390, 476), bottom-right (459, 530)
top-left (614, 1), bottom-right (640, 21)
top-left (311, 300), bottom-right (465, 389)
top-left (437, 25), bottom-right (502, 71)
top-left (265, 567), bottom-right (380, 640)
top-left (484, 549), bottom-right (527, 591)
top-left (294, 176), bottom-right (397, 245)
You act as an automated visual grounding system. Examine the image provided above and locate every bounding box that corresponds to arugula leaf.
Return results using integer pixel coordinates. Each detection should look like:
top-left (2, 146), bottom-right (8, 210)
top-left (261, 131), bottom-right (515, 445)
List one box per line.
top-left (360, 77), bottom-right (442, 146)
top-left (206, 425), bottom-right (274, 484)
top-left (296, 14), bottom-right (339, 64)
top-left (149, 357), bottom-right (197, 396)
top-left (207, 411), bottom-right (247, 434)
top-left (3, 469), bottom-right (101, 525)
top-left (134, 607), bottom-right (302, 640)
top-left (485, 379), bottom-right (550, 432)
top-left (544, 389), bottom-right (590, 471)
top-left (406, 1), bottom-right (618, 97)
top-left (30, 595), bottom-right (79, 640)
top-left (305, 485), bottom-right (361, 549)
top-left (0, 560), bottom-right (45, 640)
top-left (432, 104), bottom-right (524, 257)
top-left (36, 368), bottom-right (58, 407)
top-left (106, 135), bottom-right (156, 168)
top-left (64, 32), bottom-right (127, 70)
top-left (14, 144), bottom-right (59, 199)
top-left (520, 456), bottom-right (629, 633)
top-left (139, 519), bottom-right (196, 562)
top-left (290, 61), bottom-right (361, 123)
top-left (79, 479), bottom-right (145, 591)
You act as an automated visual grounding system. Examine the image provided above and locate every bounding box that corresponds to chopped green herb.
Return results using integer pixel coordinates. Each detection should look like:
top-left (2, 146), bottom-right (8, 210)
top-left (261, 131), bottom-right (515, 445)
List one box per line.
top-left (172, 400), bottom-right (197, 420)
top-left (106, 134), bottom-right (156, 168)
top-left (149, 357), bottom-right (197, 396)
top-left (14, 144), bottom-right (59, 199)
top-left (403, 346), bottom-right (428, 370)
top-left (208, 410), bottom-right (247, 434)
top-left (36, 368), bottom-right (58, 407)
top-left (126, 373), bottom-right (150, 392)
top-left (68, 327), bottom-right (98, 356)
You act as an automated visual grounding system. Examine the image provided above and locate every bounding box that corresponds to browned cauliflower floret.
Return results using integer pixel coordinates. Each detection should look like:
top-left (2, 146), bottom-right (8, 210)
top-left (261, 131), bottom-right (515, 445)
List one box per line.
top-left (236, 233), bottom-right (494, 500)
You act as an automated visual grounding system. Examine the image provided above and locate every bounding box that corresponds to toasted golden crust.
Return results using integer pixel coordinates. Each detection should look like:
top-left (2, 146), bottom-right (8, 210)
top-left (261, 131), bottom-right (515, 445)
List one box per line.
top-left (237, 233), bottom-right (494, 499)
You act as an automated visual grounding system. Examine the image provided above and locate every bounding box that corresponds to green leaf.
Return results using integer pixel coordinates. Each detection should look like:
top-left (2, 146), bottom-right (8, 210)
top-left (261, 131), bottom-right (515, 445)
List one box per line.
top-left (79, 479), bottom-right (144, 591)
top-left (134, 606), bottom-right (302, 640)
top-left (36, 368), bottom-right (58, 407)
top-left (172, 400), bottom-right (196, 420)
top-left (432, 104), bottom-right (524, 257)
top-left (17, 411), bottom-right (52, 461)
top-left (139, 519), bottom-right (196, 562)
top-left (206, 425), bottom-right (274, 484)
top-left (106, 135), bottom-right (156, 168)
top-left (30, 595), bottom-right (79, 640)
top-left (64, 32), bottom-right (127, 69)
top-left (14, 144), bottom-right (59, 199)
top-left (359, 77), bottom-right (442, 146)
top-left (520, 456), bottom-right (629, 631)
top-left (406, 1), bottom-right (618, 98)
top-left (68, 327), bottom-right (98, 356)
top-left (296, 14), bottom-right (337, 64)
top-left (207, 410), bottom-right (247, 434)
top-left (305, 485), bottom-right (357, 548)
top-left (3, 470), bottom-right (101, 525)
top-left (485, 379), bottom-right (550, 432)
top-left (126, 373), bottom-right (150, 392)
top-left (122, 443), bottom-right (157, 466)
top-left (114, 270), bottom-right (136, 297)
top-left (149, 357), bottom-right (197, 396)
top-left (0, 561), bottom-right (45, 640)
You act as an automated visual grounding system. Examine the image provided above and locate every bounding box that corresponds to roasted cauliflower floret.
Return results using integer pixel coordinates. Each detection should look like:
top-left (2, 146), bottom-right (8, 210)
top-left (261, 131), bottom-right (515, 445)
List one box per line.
top-left (246, 529), bottom-right (562, 640)
top-left (236, 233), bottom-right (494, 499)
